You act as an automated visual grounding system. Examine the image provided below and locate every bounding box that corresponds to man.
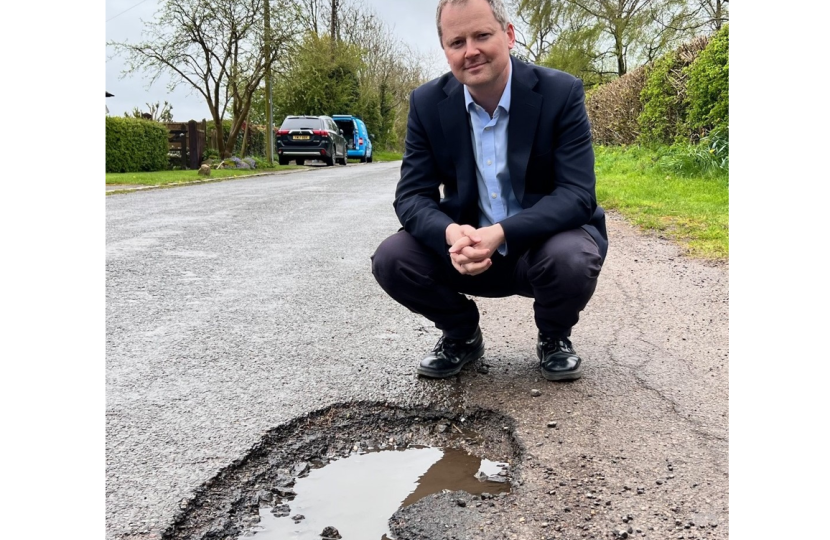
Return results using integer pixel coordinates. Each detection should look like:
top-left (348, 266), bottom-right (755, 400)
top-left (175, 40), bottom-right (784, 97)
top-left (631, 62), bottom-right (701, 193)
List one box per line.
top-left (371, 0), bottom-right (608, 381)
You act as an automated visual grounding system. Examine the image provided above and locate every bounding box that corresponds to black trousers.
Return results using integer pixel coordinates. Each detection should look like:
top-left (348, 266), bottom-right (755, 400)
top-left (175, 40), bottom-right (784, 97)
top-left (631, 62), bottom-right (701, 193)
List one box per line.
top-left (371, 228), bottom-right (604, 340)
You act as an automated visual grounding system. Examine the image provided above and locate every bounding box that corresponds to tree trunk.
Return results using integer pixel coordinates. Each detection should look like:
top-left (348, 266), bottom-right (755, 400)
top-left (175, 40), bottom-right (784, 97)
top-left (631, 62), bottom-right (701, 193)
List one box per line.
top-left (330, 0), bottom-right (338, 55)
top-left (615, 34), bottom-right (626, 76)
top-left (240, 115), bottom-right (250, 157)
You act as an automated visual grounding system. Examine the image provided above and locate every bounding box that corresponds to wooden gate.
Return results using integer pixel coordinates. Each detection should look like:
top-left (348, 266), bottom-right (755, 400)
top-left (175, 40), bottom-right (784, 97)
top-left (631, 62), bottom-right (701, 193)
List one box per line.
top-left (164, 120), bottom-right (207, 169)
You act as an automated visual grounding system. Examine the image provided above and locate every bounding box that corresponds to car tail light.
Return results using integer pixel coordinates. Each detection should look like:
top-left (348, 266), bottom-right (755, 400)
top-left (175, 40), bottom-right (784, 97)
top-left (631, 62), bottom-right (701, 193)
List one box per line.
top-left (358, 137), bottom-right (364, 145)
top-left (277, 130), bottom-right (289, 135)
top-left (312, 130), bottom-right (329, 137)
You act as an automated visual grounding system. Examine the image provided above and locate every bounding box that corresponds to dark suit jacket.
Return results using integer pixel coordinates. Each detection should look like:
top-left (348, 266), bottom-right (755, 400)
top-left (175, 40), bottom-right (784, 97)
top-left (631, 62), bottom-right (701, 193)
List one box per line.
top-left (393, 56), bottom-right (608, 261)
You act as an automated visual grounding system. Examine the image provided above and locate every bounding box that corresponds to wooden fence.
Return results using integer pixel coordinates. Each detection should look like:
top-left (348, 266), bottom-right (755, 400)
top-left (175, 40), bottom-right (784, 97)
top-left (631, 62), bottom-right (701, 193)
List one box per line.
top-left (164, 120), bottom-right (207, 170)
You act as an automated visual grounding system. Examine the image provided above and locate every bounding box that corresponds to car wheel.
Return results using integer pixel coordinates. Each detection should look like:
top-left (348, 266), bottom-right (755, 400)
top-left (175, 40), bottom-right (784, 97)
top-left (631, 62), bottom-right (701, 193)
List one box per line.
top-left (278, 156), bottom-right (288, 166)
top-left (325, 156), bottom-right (334, 166)
top-left (360, 154), bottom-right (367, 163)
top-left (296, 159), bottom-right (305, 166)
top-left (367, 153), bottom-right (373, 163)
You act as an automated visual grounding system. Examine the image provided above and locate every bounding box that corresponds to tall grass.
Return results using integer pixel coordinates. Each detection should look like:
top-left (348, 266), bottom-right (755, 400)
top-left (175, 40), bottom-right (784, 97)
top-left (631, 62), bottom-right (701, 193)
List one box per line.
top-left (658, 127), bottom-right (729, 179)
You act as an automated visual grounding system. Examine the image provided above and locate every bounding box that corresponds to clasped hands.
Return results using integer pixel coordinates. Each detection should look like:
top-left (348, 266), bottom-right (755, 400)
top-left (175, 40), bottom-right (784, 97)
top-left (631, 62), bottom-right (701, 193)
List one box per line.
top-left (445, 223), bottom-right (505, 276)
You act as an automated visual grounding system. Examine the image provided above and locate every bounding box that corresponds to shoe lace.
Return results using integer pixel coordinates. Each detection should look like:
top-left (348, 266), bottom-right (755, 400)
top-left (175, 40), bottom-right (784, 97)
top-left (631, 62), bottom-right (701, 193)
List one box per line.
top-left (540, 335), bottom-right (574, 354)
top-left (433, 335), bottom-right (464, 357)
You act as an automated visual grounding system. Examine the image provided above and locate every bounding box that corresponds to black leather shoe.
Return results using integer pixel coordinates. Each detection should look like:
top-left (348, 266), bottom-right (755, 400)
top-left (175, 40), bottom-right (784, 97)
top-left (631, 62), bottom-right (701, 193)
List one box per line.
top-left (417, 327), bottom-right (484, 378)
top-left (537, 333), bottom-right (583, 381)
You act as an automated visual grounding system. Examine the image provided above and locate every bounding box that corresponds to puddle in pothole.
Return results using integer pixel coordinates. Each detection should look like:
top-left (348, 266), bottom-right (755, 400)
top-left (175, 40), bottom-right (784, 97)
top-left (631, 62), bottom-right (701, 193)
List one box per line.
top-left (238, 446), bottom-right (511, 539)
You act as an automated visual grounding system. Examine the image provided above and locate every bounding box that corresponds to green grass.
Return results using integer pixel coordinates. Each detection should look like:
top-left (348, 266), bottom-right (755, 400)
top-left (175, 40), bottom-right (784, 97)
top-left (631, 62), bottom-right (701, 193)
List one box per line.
top-left (373, 150), bottom-right (403, 162)
top-left (594, 144), bottom-right (728, 260)
top-left (345, 150), bottom-right (402, 163)
top-left (106, 165), bottom-right (302, 186)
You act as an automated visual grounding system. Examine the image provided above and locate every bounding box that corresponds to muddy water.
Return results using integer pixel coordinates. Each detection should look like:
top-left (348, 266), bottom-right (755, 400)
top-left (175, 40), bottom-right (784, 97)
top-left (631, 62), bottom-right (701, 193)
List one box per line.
top-left (240, 446), bottom-right (510, 539)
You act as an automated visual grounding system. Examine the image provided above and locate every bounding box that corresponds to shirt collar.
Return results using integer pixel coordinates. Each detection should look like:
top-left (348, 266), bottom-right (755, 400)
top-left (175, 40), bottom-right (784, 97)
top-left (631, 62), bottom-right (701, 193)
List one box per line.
top-left (463, 60), bottom-right (513, 115)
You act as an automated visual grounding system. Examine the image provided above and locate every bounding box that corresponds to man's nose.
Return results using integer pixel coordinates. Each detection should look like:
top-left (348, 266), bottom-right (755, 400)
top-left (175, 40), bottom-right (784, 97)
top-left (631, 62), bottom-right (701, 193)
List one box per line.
top-left (464, 41), bottom-right (480, 58)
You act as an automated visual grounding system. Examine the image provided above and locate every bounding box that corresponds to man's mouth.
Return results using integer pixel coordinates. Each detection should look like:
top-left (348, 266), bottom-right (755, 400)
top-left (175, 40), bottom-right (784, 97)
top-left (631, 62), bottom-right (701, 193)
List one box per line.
top-left (465, 61), bottom-right (487, 70)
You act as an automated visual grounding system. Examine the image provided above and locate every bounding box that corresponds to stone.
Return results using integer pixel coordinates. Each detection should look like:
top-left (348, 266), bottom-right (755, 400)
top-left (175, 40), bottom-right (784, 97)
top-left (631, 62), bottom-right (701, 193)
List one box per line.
top-left (320, 526), bottom-right (342, 539)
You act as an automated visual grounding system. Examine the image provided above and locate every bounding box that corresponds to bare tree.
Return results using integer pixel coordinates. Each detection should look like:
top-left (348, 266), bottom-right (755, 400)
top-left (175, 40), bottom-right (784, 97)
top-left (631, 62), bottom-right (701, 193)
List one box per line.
top-left (296, 0), bottom-right (324, 34)
top-left (109, 0), bottom-right (300, 158)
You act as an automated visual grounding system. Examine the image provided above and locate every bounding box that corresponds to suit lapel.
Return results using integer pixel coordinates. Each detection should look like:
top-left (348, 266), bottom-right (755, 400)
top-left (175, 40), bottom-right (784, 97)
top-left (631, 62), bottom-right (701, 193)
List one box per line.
top-left (438, 79), bottom-right (477, 205)
top-left (507, 58), bottom-right (541, 205)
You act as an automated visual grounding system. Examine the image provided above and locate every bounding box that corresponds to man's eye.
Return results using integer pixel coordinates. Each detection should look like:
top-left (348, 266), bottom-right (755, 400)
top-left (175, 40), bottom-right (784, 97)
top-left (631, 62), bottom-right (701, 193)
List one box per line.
top-left (478, 33), bottom-right (490, 39)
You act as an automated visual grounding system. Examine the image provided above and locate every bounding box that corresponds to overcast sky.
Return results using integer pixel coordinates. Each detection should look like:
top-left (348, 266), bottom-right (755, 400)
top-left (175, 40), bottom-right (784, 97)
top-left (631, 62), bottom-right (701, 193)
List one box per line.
top-left (105, 0), bottom-right (450, 121)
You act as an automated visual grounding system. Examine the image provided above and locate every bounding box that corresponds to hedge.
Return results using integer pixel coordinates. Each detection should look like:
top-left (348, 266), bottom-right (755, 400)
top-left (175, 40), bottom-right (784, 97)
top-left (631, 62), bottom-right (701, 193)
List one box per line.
top-left (685, 24), bottom-right (729, 138)
top-left (585, 33), bottom-right (718, 146)
top-left (584, 65), bottom-right (648, 146)
top-left (106, 116), bottom-right (169, 173)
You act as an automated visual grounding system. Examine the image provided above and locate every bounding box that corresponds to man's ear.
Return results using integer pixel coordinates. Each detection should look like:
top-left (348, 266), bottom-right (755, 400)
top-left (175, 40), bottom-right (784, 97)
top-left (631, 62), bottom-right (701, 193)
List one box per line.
top-left (506, 23), bottom-right (516, 50)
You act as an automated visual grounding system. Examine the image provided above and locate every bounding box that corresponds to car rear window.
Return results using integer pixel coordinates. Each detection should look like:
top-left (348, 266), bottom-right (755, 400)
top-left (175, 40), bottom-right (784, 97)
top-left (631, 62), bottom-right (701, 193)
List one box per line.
top-left (280, 117), bottom-right (322, 130)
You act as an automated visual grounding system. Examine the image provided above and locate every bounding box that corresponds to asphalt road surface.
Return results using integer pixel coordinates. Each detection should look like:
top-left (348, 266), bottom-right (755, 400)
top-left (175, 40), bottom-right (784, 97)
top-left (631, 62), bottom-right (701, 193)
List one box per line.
top-left (106, 162), bottom-right (728, 539)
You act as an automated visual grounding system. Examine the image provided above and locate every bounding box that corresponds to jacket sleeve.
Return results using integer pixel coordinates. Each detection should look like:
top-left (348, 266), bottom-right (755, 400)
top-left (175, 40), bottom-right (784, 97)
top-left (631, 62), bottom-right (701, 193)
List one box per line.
top-left (499, 78), bottom-right (597, 254)
top-left (393, 91), bottom-right (455, 257)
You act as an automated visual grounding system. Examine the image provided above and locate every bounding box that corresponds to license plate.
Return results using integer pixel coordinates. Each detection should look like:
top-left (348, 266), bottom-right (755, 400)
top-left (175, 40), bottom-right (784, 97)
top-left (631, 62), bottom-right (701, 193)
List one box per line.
top-left (293, 135), bottom-right (310, 140)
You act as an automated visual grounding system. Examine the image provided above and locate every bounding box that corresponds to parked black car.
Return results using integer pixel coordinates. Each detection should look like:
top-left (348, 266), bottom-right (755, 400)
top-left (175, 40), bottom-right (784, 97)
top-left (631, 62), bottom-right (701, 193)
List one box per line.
top-left (276, 115), bottom-right (348, 166)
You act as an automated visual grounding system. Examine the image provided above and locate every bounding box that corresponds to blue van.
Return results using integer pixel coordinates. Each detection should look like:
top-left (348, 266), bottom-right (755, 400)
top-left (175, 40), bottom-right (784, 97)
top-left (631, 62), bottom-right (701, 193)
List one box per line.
top-left (332, 115), bottom-right (373, 162)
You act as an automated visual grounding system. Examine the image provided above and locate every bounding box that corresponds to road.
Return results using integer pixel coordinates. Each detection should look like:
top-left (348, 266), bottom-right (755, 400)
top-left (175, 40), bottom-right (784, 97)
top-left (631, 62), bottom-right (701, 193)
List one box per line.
top-left (107, 162), bottom-right (728, 539)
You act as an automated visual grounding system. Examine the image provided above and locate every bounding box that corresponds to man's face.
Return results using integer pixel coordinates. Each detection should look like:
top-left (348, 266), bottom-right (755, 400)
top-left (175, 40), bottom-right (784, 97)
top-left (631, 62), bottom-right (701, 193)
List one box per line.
top-left (440, 0), bottom-right (515, 96)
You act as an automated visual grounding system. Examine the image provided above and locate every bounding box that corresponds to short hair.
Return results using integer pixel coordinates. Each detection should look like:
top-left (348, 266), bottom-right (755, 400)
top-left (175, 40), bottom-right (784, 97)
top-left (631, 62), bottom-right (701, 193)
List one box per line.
top-left (435, 0), bottom-right (510, 45)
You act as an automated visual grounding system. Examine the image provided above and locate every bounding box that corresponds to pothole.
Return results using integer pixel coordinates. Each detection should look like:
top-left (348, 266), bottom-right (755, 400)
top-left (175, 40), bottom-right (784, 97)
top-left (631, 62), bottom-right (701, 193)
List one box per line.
top-left (163, 402), bottom-right (522, 540)
top-left (243, 446), bottom-right (510, 539)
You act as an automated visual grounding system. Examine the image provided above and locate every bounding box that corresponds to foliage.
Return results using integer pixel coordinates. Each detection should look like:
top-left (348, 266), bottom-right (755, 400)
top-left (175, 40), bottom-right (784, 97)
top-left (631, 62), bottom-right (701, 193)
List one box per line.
top-left (251, 156), bottom-right (272, 168)
top-left (594, 144), bottom-right (728, 259)
top-left (539, 23), bottom-right (606, 88)
top-left (637, 51), bottom-right (686, 145)
top-left (268, 33), bottom-right (363, 120)
top-left (584, 65), bottom-right (648, 145)
top-left (106, 116), bottom-right (169, 173)
top-left (684, 24), bottom-right (729, 138)
top-left (514, 0), bottom-right (701, 79)
top-left (658, 125), bottom-right (728, 178)
top-left (207, 120), bottom-right (268, 157)
top-left (126, 101), bottom-right (174, 122)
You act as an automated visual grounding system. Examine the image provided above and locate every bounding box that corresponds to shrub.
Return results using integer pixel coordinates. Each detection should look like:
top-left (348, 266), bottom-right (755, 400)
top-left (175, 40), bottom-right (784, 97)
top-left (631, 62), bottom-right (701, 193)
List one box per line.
top-left (106, 116), bottom-right (168, 173)
top-left (685, 24), bottom-right (729, 139)
top-left (638, 51), bottom-right (685, 145)
top-left (638, 36), bottom-right (710, 146)
top-left (584, 65), bottom-right (648, 146)
top-left (251, 156), bottom-right (270, 169)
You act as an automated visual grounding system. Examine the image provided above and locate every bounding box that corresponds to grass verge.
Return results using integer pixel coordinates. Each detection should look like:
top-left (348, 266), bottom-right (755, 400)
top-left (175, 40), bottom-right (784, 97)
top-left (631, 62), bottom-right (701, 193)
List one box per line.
top-left (594, 145), bottom-right (728, 260)
top-left (346, 151), bottom-right (402, 163)
top-left (372, 151), bottom-right (403, 162)
top-left (106, 165), bottom-right (302, 186)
